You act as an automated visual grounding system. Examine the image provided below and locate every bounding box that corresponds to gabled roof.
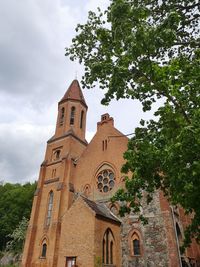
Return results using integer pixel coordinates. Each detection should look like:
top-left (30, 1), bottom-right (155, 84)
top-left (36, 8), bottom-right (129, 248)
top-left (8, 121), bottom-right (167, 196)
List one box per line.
top-left (59, 79), bottom-right (87, 108)
top-left (81, 196), bottom-right (121, 224)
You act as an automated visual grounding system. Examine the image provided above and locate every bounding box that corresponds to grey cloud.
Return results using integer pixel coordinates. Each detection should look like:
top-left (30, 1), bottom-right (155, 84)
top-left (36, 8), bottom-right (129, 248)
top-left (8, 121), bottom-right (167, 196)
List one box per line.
top-left (0, 0), bottom-right (79, 108)
top-left (0, 123), bottom-right (54, 183)
top-left (0, 0), bottom-right (152, 183)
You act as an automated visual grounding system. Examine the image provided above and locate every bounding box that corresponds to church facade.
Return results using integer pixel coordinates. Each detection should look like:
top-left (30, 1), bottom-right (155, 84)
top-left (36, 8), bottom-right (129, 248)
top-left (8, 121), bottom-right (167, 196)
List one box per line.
top-left (22, 80), bottom-right (200, 267)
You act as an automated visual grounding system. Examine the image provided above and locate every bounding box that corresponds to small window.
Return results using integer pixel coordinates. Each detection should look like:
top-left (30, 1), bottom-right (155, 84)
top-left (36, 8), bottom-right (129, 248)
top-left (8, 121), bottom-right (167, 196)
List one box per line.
top-left (83, 184), bottom-right (91, 197)
top-left (60, 107), bottom-right (65, 126)
top-left (133, 239), bottom-right (140, 255)
top-left (41, 243), bottom-right (47, 258)
top-left (66, 257), bottom-right (76, 267)
top-left (80, 110), bottom-right (84, 129)
top-left (52, 169), bottom-right (56, 177)
top-left (130, 232), bottom-right (141, 256)
top-left (105, 140), bottom-right (107, 150)
top-left (55, 150), bottom-right (60, 159)
top-left (70, 107), bottom-right (75, 125)
top-left (52, 149), bottom-right (61, 161)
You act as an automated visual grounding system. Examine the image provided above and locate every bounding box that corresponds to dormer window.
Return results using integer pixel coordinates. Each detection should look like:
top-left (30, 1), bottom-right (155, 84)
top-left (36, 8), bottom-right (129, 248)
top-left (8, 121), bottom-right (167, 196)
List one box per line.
top-left (59, 107), bottom-right (65, 126)
top-left (70, 106), bottom-right (75, 125)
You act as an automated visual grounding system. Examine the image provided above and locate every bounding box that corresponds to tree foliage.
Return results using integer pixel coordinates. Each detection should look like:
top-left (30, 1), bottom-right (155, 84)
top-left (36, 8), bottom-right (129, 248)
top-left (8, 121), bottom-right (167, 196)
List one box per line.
top-left (0, 182), bottom-right (36, 251)
top-left (6, 217), bottom-right (29, 255)
top-left (66, 0), bottom-right (200, 248)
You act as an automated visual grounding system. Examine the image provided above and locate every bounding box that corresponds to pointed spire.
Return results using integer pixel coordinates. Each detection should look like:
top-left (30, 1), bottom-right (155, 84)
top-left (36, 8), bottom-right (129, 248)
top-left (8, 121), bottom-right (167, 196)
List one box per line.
top-left (59, 80), bottom-right (87, 108)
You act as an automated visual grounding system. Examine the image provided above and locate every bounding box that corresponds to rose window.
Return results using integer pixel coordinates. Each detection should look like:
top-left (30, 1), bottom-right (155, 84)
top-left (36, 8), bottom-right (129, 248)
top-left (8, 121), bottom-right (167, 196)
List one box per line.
top-left (97, 169), bottom-right (115, 193)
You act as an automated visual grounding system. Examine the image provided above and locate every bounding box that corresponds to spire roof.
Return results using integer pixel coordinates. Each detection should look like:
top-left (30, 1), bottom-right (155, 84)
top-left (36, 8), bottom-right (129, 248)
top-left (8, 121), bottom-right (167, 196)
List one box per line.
top-left (59, 79), bottom-right (87, 108)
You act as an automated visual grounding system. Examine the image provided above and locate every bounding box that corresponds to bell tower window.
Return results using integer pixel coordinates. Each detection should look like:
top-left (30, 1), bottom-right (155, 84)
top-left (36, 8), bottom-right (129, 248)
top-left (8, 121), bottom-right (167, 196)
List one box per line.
top-left (80, 110), bottom-right (84, 129)
top-left (70, 106), bottom-right (75, 125)
top-left (59, 107), bottom-right (65, 126)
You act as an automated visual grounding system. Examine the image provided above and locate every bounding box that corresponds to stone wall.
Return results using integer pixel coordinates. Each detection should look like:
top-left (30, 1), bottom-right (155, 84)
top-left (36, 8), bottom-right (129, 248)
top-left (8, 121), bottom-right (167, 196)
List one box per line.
top-left (117, 192), bottom-right (170, 267)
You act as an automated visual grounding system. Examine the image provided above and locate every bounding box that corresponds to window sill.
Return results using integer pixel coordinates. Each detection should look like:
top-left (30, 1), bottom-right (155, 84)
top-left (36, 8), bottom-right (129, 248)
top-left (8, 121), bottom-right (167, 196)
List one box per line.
top-left (39, 257), bottom-right (46, 260)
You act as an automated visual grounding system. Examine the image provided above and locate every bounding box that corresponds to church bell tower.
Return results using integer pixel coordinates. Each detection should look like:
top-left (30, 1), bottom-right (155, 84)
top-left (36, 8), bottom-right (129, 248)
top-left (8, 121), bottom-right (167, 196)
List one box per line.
top-left (54, 79), bottom-right (88, 142)
top-left (22, 80), bottom-right (88, 267)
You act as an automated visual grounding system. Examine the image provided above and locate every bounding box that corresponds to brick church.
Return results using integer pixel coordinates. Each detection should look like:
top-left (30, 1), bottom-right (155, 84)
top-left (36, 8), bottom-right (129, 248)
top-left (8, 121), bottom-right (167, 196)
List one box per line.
top-left (22, 80), bottom-right (200, 267)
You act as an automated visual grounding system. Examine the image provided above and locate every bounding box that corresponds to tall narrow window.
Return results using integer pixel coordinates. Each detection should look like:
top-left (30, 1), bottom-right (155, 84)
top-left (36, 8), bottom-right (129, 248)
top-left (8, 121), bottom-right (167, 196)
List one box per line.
top-left (60, 107), bottom-right (65, 126)
top-left (110, 241), bottom-right (113, 264)
top-left (41, 243), bottom-right (47, 258)
top-left (102, 239), bottom-right (105, 264)
top-left (130, 231), bottom-right (141, 256)
top-left (80, 110), bottom-right (84, 128)
top-left (133, 239), bottom-right (140, 255)
top-left (102, 228), bottom-right (115, 265)
top-left (46, 191), bottom-right (53, 226)
top-left (70, 106), bottom-right (75, 125)
top-left (106, 229), bottom-right (109, 264)
top-left (105, 139), bottom-right (107, 150)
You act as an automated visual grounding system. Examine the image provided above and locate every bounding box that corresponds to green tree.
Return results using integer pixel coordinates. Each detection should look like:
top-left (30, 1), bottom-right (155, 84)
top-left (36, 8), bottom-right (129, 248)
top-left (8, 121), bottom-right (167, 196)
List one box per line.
top-left (66, 0), bottom-right (200, 248)
top-left (0, 182), bottom-right (36, 251)
top-left (6, 217), bottom-right (29, 255)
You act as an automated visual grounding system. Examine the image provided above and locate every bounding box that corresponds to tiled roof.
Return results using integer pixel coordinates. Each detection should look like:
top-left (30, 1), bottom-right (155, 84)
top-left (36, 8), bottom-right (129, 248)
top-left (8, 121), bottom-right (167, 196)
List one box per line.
top-left (81, 196), bottom-right (121, 224)
top-left (59, 79), bottom-right (87, 107)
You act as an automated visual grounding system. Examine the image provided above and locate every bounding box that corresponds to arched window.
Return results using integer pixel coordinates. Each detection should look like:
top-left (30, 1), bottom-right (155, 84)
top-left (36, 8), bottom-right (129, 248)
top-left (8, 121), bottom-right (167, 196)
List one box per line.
top-left (54, 150), bottom-right (60, 160)
top-left (103, 228), bottom-right (115, 265)
top-left (41, 243), bottom-right (47, 258)
top-left (133, 239), bottom-right (140, 255)
top-left (130, 232), bottom-right (141, 256)
top-left (102, 239), bottom-right (105, 264)
top-left (70, 106), bottom-right (75, 125)
top-left (80, 110), bottom-right (84, 129)
top-left (46, 191), bottom-right (53, 226)
top-left (83, 184), bottom-right (91, 197)
top-left (110, 241), bottom-right (113, 264)
top-left (59, 107), bottom-right (65, 126)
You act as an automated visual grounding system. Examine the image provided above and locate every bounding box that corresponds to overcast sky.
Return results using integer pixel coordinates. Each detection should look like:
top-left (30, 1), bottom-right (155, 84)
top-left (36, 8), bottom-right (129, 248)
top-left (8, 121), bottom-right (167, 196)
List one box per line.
top-left (0, 0), bottom-right (156, 184)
